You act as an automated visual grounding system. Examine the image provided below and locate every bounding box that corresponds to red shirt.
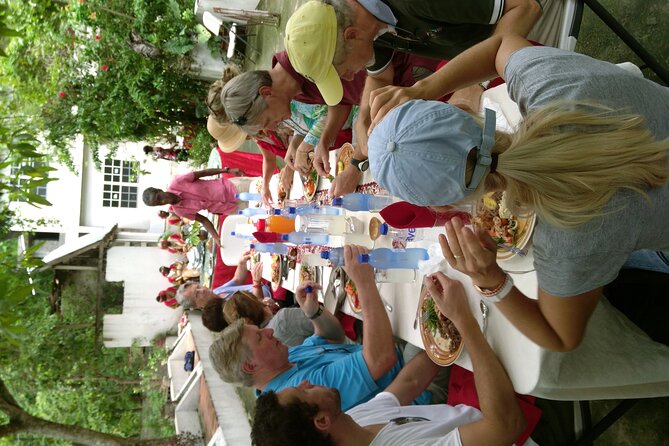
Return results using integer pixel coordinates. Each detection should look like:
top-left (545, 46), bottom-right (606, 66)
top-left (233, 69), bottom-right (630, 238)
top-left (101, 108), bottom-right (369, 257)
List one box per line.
top-left (273, 51), bottom-right (366, 105)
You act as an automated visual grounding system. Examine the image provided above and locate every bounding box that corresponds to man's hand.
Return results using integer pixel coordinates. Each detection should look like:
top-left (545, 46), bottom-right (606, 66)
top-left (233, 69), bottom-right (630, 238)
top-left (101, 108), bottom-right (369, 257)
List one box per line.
top-left (284, 144), bottom-right (297, 169)
top-left (261, 180), bottom-right (273, 207)
top-left (342, 245), bottom-right (375, 289)
top-left (294, 142), bottom-right (315, 175)
top-left (369, 83), bottom-right (425, 134)
top-left (295, 281), bottom-right (321, 318)
top-left (423, 272), bottom-right (474, 328)
top-left (329, 164), bottom-right (361, 198)
top-left (313, 141), bottom-right (331, 177)
top-left (279, 166), bottom-right (294, 193)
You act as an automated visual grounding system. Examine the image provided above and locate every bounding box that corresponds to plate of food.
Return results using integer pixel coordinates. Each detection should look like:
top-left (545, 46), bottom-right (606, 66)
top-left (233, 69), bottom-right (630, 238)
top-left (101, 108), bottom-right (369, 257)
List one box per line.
top-left (345, 278), bottom-right (361, 313)
top-left (301, 169), bottom-right (320, 202)
top-left (336, 143), bottom-right (354, 176)
top-left (419, 285), bottom-right (463, 366)
top-left (300, 265), bottom-right (316, 283)
top-left (270, 254), bottom-right (282, 291)
top-left (474, 191), bottom-right (536, 260)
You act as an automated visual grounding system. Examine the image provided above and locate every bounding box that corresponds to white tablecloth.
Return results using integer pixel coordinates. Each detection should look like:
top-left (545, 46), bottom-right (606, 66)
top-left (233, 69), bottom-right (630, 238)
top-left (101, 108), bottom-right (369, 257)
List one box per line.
top-left (245, 144), bottom-right (669, 402)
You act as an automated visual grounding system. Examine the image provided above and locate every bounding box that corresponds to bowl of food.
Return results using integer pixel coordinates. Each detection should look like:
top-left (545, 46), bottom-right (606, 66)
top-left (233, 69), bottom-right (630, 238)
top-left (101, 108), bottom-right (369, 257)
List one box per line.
top-left (474, 191), bottom-right (536, 260)
top-left (418, 286), bottom-right (463, 366)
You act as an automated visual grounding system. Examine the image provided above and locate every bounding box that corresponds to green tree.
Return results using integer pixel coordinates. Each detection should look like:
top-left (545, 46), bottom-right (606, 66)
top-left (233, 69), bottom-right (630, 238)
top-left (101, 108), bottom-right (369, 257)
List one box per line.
top-left (1, 0), bottom-right (216, 169)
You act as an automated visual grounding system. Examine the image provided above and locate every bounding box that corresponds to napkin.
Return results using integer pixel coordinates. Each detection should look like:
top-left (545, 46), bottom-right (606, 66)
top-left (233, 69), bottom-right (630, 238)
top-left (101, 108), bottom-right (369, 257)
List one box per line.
top-left (417, 243), bottom-right (449, 276)
top-left (380, 202), bottom-right (471, 229)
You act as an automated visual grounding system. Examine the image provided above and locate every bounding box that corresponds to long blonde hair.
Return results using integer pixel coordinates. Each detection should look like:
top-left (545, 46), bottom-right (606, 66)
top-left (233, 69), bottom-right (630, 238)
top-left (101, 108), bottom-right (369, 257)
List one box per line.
top-left (477, 102), bottom-right (669, 228)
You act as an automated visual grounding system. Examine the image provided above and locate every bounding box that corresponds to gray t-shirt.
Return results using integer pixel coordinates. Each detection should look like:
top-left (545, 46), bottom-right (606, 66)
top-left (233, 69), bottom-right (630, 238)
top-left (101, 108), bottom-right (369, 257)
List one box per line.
top-left (266, 308), bottom-right (314, 347)
top-left (505, 46), bottom-right (669, 296)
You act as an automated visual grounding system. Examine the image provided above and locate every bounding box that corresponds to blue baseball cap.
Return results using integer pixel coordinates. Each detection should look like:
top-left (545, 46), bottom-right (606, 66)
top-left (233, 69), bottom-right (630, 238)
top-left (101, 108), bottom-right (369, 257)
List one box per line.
top-left (368, 100), bottom-right (496, 206)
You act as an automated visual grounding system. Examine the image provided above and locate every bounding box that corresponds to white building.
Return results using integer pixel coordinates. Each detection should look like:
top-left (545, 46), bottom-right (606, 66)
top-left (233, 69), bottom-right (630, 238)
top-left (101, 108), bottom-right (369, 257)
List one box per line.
top-left (8, 137), bottom-right (193, 347)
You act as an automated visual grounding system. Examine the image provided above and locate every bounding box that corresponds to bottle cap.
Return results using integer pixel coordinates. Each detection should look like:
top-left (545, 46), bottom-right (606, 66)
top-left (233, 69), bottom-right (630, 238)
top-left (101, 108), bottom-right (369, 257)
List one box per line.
top-left (288, 207), bottom-right (297, 214)
top-left (280, 234), bottom-right (289, 241)
top-left (332, 197), bottom-right (343, 207)
top-left (234, 193), bottom-right (241, 199)
top-left (379, 223), bottom-right (389, 235)
top-left (237, 210), bottom-right (243, 215)
top-left (320, 251), bottom-right (330, 260)
top-left (304, 285), bottom-right (313, 293)
top-left (231, 231), bottom-right (236, 236)
top-left (358, 254), bottom-right (370, 264)
top-left (249, 243), bottom-right (256, 249)
top-left (255, 219), bottom-right (266, 232)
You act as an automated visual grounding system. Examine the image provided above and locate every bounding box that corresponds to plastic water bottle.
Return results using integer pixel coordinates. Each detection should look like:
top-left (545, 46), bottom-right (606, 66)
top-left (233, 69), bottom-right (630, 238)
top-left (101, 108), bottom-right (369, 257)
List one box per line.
top-left (291, 204), bottom-right (343, 216)
top-left (281, 232), bottom-right (330, 245)
top-left (358, 248), bottom-right (429, 269)
top-left (380, 223), bottom-right (426, 249)
top-left (236, 192), bottom-right (263, 202)
top-left (332, 193), bottom-right (397, 212)
top-left (250, 243), bottom-right (290, 255)
top-left (320, 247), bottom-right (345, 266)
top-left (230, 231), bottom-right (254, 240)
top-left (239, 207), bottom-right (271, 217)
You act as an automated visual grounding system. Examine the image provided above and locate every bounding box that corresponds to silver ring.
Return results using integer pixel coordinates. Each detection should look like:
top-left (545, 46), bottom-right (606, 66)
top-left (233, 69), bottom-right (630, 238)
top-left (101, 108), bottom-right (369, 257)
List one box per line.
top-left (454, 255), bottom-right (463, 259)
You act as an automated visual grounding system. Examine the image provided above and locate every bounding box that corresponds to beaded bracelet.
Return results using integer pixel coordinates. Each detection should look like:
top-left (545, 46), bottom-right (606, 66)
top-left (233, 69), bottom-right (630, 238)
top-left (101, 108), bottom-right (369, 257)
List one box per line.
top-left (474, 274), bottom-right (515, 303)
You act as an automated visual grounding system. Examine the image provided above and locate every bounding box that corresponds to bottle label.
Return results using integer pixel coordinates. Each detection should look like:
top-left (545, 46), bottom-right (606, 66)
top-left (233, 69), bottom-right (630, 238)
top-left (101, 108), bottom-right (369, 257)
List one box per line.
top-left (406, 228), bottom-right (417, 242)
top-left (392, 239), bottom-right (407, 250)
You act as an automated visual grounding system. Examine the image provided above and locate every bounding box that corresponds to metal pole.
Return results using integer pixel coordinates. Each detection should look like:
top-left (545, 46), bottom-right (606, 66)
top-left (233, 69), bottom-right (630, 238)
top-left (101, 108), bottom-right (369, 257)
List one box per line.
top-left (583, 0), bottom-right (669, 85)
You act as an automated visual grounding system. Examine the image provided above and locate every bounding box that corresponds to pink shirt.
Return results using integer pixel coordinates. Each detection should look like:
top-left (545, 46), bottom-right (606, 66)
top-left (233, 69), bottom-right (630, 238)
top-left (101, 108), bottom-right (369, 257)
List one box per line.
top-left (167, 172), bottom-right (238, 220)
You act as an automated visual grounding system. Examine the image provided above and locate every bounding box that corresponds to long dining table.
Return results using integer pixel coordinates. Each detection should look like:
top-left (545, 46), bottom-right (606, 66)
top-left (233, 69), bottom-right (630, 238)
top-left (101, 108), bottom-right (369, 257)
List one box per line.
top-left (242, 150), bottom-right (669, 402)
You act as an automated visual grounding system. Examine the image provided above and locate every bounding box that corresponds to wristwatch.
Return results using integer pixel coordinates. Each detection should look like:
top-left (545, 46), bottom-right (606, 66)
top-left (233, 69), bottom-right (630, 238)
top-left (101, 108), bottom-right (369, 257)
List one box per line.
top-left (350, 158), bottom-right (369, 172)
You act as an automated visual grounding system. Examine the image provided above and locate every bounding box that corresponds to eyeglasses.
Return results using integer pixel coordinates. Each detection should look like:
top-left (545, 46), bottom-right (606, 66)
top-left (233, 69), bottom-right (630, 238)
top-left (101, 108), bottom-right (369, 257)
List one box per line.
top-left (229, 91), bottom-right (260, 126)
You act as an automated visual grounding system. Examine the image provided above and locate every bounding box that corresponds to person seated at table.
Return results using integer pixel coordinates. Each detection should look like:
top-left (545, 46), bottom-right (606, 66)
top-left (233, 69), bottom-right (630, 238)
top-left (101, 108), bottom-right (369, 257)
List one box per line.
top-left (202, 290), bottom-right (316, 347)
top-left (158, 234), bottom-right (189, 255)
top-left (206, 50), bottom-right (363, 179)
top-left (206, 71), bottom-right (357, 205)
top-left (209, 245), bottom-right (430, 411)
top-left (159, 261), bottom-right (199, 286)
top-left (177, 252), bottom-right (270, 310)
top-left (142, 167), bottom-right (246, 246)
top-left (251, 272), bottom-right (526, 446)
top-left (283, 0), bottom-right (542, 197)
top-left (366, 37), bottom-right (669, 352)
top-left (156, 287), bottom-right (179, 309)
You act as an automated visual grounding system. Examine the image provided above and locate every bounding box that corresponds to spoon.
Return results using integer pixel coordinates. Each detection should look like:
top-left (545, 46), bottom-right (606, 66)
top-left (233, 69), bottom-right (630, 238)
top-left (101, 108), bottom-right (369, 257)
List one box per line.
top-left (480, 300), bottom-right (489, 334)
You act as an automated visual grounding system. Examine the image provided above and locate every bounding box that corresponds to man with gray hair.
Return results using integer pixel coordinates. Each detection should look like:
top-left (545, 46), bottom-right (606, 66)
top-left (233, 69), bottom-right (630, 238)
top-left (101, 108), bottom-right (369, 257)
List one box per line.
top-left (284, 0), bottom-right (543, 196)
top-left (209, 245), bottom-right (430, 411)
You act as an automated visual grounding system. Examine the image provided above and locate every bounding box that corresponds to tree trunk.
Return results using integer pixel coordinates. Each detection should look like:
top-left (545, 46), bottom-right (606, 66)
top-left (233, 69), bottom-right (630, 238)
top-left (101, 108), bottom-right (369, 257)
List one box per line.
top-left (0, 378), bottom-right (183, 446)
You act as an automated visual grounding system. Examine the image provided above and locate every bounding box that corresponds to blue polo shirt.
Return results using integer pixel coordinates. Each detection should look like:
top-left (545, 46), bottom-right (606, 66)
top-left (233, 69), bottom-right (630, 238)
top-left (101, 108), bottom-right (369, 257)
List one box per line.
top-left (259, 335), bottom-right (430, 410)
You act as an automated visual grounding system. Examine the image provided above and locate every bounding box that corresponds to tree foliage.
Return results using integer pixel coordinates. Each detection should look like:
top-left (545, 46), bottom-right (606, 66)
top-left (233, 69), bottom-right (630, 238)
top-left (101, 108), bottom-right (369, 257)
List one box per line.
top-left (1, 0), bottom-right (215, 169)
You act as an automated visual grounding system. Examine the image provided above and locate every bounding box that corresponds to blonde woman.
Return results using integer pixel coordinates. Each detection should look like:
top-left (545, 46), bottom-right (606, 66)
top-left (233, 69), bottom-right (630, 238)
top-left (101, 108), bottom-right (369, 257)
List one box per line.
top-left (367, 36), bottom-right (669, 352)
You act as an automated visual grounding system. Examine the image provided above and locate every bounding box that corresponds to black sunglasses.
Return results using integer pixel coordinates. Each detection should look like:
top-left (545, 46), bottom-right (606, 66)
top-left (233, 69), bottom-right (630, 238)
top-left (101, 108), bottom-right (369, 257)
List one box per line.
top-left (229, 91), bottom-right (260, 126)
